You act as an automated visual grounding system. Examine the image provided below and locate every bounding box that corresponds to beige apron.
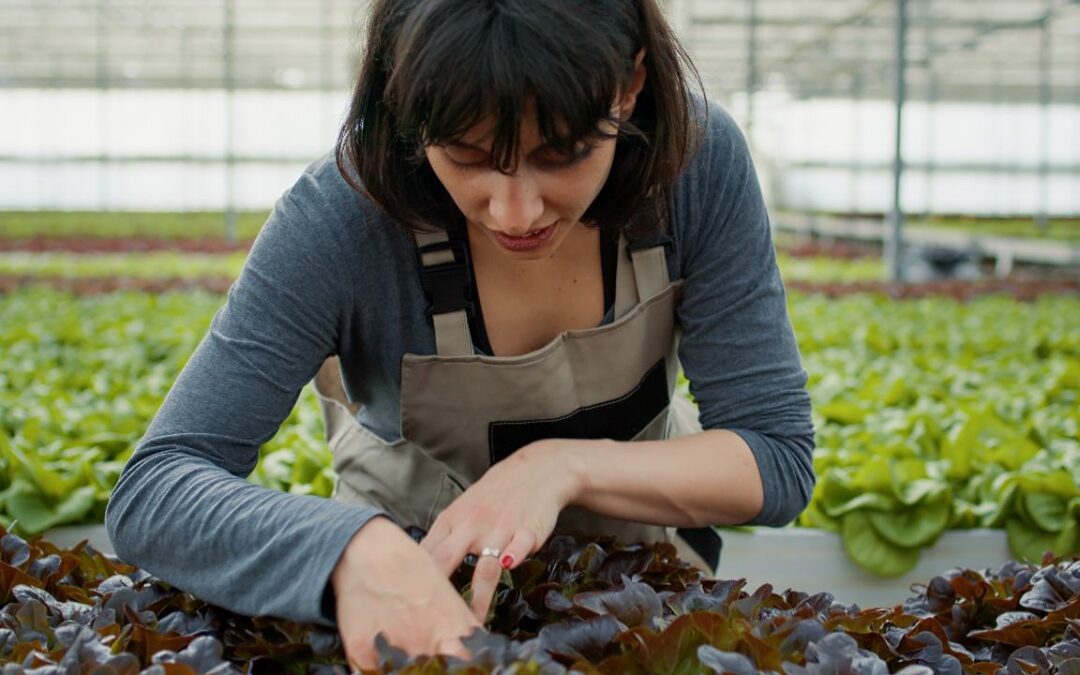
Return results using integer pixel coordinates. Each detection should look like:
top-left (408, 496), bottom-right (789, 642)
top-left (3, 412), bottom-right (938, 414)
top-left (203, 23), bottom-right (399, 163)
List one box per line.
top-left (313, 227), bottom-right (719, 574)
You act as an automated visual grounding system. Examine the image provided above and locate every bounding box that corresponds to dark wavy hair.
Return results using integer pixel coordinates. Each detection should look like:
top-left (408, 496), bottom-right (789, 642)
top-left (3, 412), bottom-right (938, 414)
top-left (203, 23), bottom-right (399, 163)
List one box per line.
top-left (336, 0), bottom-right (705, 238)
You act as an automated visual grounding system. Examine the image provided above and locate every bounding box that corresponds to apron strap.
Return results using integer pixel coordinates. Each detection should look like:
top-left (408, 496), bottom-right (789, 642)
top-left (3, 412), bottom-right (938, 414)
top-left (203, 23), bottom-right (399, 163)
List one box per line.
top-left (415, 229), bottom-right (457, 266)
top-left (413, 226), bottom-right (669, 354)
top-left (629, 244), bottom-right (670, 303)
top-left (411, 227), bottom-right (476, 357)
top-left (432, 310), bottom-right (474, 357)
top-left (614, 231), bottom-right (672, 319)
top-left (613, 232), bottom-right (640, 319)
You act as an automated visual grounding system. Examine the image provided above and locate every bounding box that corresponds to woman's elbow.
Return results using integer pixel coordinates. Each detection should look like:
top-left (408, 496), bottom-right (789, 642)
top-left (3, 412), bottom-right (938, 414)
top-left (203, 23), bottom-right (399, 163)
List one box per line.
top-left (104, 460), bottom-right (154, 565)
top-left (754, 433), bottom-right (817, 527)
top-left (777, 437), bottom-right (817, 526)
top-left (105, 478), bottom-right (135, 562)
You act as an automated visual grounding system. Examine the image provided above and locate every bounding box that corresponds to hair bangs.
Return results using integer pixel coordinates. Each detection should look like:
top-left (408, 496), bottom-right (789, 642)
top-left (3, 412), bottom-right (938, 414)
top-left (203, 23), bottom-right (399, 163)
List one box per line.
top-left (388, 1), bottom-right (629, 174)
top-left (338, 0), bottom-right (705, 237)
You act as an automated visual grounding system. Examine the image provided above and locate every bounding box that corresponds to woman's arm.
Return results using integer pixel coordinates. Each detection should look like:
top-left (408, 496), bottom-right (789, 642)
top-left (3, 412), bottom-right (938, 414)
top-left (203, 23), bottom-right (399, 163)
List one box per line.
top-left (555, 431), bottom-right (763, 527)
top-left (559, 99), bottom-right (816, 529)
top-left (105, 164), bottom-right (392, 627)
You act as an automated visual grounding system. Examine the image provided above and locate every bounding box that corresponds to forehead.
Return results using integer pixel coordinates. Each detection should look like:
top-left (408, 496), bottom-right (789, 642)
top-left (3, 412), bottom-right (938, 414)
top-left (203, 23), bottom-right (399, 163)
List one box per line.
top-left (455, 106), bottom-right (551, 147)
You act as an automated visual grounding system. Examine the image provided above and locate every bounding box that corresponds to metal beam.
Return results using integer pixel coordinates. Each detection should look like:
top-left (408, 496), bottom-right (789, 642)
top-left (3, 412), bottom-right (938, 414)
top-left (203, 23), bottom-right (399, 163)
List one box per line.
top-left (886, 0), bottom-right (909, 282)
top-left (849, 33), bottom-right (867, 214)
top-left (96, 0), bottom-right (110, 210)
top-left (923, 0), bottom-right (937, 219)
top-left (691, 15), bottom-right (1058, 32)
top-left (696, 0), bottom-right (1079, 105)
top-left (775, 0), bottom-right (891, 68)
top-left (775, 214), bottom-right (1080, 268)
top-left (783, 160), bottom-right (1080, 174)
top-left (1037, 2), bottom-right (1053, 232)
top-left (746, 0), bottom-right (758, 139)
top-left (223, 0), bottom-right (236, 242)
top-left (0, 155), bottom-right (316, 165)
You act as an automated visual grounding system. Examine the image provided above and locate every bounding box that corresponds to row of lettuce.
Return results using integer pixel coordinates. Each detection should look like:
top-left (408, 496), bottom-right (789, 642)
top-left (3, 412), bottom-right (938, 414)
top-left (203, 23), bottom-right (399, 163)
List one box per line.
top-left (4, 208), bottom-right (1077, 241)
top-left (0, 249), bottom-right (886, 283)
top-left (1, 286), bottom-right (1078, 578)
top-left (794, 293), bottom-right (1080, 575)
top-left (4, 520), bottom-right (1080, 673)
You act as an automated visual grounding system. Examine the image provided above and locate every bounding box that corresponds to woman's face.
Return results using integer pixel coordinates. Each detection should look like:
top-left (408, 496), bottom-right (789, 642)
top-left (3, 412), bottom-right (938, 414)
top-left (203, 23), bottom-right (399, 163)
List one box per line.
top-left (423, 52), bottom-right (646, 262)
top-left (423, 111), bottom-right (617, 260)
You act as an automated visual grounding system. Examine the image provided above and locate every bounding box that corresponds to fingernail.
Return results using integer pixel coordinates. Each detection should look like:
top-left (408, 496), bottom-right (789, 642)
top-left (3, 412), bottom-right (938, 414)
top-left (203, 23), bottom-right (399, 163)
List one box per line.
top-left (500, 554), bottom-right (514, 568)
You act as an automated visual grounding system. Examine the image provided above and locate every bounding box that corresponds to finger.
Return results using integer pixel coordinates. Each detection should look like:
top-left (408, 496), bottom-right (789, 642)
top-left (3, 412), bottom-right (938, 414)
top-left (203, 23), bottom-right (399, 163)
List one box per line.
top-left (343, 635), bottom-right (378, 673)
top-left (498, 528), bottom-right (536, 571)
top-left (438, 620), bottom-right (485, 663)
top-left (351, 632), bottom-right (404, 674)
top-left (348, 649), bottom-right (373, 673)
top-left (468, 553), bottom-right (503, 622)
top-left (429, 529), bottom-right (474, 578)
top-left (435, 631), bottom-right (475, 663)
top-left (419, 517), bottom-right (452, 555)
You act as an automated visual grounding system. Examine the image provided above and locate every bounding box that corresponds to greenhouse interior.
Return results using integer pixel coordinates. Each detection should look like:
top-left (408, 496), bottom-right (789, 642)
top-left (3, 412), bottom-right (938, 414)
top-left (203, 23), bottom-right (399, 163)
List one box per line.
top-left (0, 0), bottom-right (1079, 672)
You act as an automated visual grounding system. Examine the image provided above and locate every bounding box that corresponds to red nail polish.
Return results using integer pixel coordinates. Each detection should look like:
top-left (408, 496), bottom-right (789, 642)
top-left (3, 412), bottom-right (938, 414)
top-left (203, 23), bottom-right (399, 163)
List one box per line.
top-left (500, 554), bottom-right (514, 568)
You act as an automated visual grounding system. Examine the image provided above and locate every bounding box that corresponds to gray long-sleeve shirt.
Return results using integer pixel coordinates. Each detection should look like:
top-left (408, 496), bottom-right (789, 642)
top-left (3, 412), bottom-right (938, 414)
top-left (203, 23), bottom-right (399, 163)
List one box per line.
top-left (104, 96), bottom-right (815, 628)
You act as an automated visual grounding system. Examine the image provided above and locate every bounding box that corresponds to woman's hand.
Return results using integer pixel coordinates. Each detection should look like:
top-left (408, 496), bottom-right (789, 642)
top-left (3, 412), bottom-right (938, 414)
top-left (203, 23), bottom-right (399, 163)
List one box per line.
top-left (419, 441), bottom-right (583, 623)
top-left (331, 516), bottom-right (483, 672)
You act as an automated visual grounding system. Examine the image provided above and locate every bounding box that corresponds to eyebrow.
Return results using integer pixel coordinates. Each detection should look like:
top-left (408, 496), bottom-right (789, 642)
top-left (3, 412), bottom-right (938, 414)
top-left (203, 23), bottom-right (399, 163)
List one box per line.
top-left (445, 140), bottom-right (575, 157)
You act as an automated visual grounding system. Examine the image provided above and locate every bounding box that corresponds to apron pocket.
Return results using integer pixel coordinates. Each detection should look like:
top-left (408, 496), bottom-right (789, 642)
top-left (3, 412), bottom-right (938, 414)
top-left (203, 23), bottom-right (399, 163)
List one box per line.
top-left (426, 472), bottom-right (467, 531)
top-left (325, 410), bottom-right (473, 532)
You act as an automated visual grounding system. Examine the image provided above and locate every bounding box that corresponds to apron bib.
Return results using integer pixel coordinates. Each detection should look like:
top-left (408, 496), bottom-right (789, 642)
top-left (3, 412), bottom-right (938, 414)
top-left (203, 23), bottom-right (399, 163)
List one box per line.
top-left (313, 226), bottom-right (722, 574)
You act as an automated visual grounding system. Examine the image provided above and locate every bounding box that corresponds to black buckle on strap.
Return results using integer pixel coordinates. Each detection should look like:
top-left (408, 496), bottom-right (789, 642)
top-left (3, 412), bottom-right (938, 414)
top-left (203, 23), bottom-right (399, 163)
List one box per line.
top-left (625, 230), bottom-right (675, 255)
top-left (416, 238), bottom-right (475, 320)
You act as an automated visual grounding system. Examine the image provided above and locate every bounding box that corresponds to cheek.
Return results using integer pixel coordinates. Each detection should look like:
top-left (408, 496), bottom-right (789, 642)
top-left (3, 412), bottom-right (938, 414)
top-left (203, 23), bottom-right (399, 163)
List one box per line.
top-left (572, 147), bottom-right (618, 201)
top-left (424, 150), bottom-right (453, 185)
top-left (425, 153), bottom-right (478, 205)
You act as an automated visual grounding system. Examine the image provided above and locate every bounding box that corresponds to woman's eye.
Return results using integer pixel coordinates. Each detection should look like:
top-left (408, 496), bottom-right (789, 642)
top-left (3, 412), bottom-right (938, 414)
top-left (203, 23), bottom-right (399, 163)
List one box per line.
top-left (444, 151), bottom-right (487, 169)
top-left (535, 144), bottom-right (594, 168)
top-left (447, 158), bottom-right (485, 170)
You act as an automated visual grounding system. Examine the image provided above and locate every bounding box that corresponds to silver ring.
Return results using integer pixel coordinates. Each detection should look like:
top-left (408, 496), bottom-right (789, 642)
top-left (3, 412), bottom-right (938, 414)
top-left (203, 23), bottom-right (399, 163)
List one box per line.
top-left (480, 547), bottom-right (501, 558)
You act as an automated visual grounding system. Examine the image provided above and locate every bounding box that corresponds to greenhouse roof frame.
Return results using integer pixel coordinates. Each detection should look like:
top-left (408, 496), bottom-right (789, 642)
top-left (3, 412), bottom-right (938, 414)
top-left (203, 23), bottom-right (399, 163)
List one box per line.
top-left (677, 0), bottom-right (1080, 104)
top-left (1, 0), bottom-right (1076, 274)
top-left (0, 0), bottom-right (1076, 105)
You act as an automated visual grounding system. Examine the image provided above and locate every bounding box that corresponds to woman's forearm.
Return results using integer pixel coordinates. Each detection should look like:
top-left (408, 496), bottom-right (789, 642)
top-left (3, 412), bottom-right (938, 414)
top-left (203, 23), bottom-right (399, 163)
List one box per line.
top-left (547, 430), bottom-right (765, 528)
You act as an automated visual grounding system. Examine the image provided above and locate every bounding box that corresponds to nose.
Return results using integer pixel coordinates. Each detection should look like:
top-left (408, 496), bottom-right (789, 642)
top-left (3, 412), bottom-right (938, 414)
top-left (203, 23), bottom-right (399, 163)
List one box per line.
top-left (487, 169), bottom-right (545, 237)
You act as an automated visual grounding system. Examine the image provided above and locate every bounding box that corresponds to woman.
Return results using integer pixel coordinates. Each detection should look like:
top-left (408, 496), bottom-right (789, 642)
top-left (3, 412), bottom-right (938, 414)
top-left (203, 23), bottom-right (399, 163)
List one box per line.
top-left (105, 0), bottom-right (815, 671)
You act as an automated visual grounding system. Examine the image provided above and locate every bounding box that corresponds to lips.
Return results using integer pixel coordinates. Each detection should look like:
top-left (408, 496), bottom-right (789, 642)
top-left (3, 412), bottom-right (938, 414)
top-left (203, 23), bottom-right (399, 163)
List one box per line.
top-left (492, 222), bottom-right (557, 251)
top-left (502, 223), bottom-right (557, 238)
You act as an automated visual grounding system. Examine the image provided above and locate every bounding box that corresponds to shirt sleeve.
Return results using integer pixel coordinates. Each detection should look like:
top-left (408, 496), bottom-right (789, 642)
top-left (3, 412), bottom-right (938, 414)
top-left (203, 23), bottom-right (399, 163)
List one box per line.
top-left (104, 171), bottom-right (397, 627)
top-left (674, 100), bottom-right (817, 527)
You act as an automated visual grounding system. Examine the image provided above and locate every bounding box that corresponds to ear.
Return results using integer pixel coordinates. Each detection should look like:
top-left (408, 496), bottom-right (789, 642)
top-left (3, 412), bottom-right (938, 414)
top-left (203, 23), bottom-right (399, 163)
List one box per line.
top-left (615, 48), bottom-right (647, 121)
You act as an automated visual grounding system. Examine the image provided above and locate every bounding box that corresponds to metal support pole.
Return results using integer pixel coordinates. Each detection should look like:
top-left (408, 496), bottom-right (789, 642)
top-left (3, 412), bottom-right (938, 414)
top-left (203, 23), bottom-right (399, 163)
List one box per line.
top-left (664, 0), bottom-right (693, 51)
top-left (923, 0), bottom-right (936, 221)
top-left (924, 80), bottom-right (937, 220)
top-left (320, 0), bottom-right (333, 124)
top-left (181, 27), bottom-right (192, 213)
top-left (993, 61), bottom-right (1009, 218)
top-left (224, 0), bottom-right (237, 243)
top-left (96, 0), bottom-right (110, 211)
top-left (1036, 4), bottom-right (1052, 232)
top-left (850, 31), bottom-right (867, 215)
top-left (885, 0), bottom-right (909, 282)
top-left (849, 70), bottom-right (862, 215)
top-left (746, 0), bottom-right (759, 140)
